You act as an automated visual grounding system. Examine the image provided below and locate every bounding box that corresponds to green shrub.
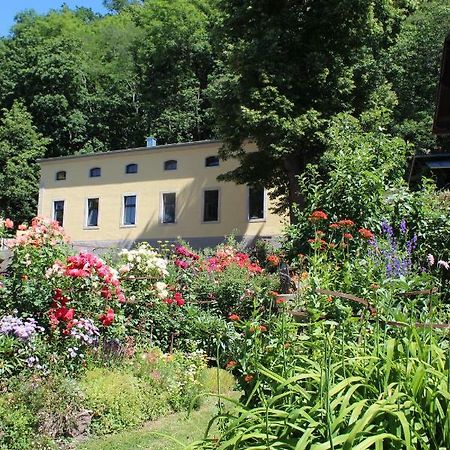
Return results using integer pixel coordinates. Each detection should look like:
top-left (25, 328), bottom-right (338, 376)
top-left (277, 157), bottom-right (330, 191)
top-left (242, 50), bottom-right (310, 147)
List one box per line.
top-left (200, 368), bottom-right (236, 394)
top-left (0, 394), bottom-right (56, 450)
top-left (81, 368), bottom-right (152, 434)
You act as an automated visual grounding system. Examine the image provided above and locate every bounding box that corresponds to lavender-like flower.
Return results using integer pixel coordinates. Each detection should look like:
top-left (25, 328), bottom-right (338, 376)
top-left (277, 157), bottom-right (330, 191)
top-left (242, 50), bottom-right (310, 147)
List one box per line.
top-left (427, 254), bottom-right (435, 266)
top-left (0, 316), bottom-right (43, 342)
top-left (437, 260), bottom-right (450, 270)
top-left (70, 318), bottom-right (99, 346)
top-left (400, 219), bottom-right (407, 235)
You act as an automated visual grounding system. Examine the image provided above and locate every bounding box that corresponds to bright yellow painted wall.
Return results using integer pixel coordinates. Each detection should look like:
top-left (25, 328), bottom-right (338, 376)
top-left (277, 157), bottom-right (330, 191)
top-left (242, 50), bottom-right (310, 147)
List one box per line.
top-left (37, 141), bottom-right (285, 245)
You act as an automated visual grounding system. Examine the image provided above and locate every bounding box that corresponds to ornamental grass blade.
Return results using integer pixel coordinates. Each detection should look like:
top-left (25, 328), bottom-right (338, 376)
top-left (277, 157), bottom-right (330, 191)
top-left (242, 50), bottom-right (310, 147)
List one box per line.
top-left (351, 433), bottom-right (401, 449)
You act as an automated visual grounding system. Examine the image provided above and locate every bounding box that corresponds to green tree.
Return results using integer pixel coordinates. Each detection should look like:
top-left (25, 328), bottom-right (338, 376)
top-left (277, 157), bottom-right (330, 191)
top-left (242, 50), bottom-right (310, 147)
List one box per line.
top-left (0, 101), bottom-right (49, 222)
top-left (131, 0), bottom-right (216, 143)
top-left (386, 0), bottom-right (450, 153)
top-left (210, 0), bottom-right (416, 222)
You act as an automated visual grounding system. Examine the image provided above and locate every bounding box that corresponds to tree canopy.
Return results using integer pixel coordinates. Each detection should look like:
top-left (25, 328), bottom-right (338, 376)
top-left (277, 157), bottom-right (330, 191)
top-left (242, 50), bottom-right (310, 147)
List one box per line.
top-left (0, 0), bottom-right (449, 222)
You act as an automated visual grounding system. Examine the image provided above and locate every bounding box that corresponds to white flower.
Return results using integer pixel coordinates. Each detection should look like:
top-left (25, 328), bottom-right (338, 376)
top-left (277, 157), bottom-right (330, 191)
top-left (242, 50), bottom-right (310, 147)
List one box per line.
top-left (437, 260), bottom-right (449, 270)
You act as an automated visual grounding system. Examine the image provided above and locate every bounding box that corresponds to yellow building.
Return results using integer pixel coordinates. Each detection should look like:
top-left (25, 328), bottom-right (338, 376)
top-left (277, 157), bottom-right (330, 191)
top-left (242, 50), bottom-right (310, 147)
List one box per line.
top-left (37, 139), bottom-right (285, 249)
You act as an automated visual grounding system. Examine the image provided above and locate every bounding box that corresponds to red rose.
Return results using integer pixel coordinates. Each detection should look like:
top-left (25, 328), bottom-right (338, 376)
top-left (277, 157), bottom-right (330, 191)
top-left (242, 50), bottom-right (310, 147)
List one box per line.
top-left (99, 308), bottom-right (115, 326)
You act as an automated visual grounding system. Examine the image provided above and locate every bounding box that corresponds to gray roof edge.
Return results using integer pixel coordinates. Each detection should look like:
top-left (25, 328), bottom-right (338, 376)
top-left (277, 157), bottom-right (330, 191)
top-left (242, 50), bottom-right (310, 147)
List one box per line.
top-left (37, 139), bottom-right (222, 164)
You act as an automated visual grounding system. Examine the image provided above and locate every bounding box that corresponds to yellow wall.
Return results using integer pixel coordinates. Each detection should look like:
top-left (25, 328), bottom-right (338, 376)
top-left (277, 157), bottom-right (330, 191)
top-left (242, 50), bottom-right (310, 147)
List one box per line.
top-left (38, 141), bottom-right (285, 246)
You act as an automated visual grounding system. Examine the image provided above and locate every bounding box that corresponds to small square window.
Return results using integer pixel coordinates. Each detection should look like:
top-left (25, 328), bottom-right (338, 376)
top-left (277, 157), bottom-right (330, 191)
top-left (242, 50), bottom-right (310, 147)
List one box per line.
top-left (126, 163), bottom-right (138, 174)
top-left (90, 167), bottom-right (101, 177)
top-left (205, 156), bottom-right (219, 167)
top-left (56, 171), bottom-right (66, 181)
top-left (164, 160), bottom-right (177, 171)
top-left (203, 189), bottom-right (219, 222)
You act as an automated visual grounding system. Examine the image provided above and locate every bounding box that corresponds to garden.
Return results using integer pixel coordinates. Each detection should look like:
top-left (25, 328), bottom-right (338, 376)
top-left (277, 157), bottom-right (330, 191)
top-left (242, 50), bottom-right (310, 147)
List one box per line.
top-left (1, 143), bottom-right (450, 449)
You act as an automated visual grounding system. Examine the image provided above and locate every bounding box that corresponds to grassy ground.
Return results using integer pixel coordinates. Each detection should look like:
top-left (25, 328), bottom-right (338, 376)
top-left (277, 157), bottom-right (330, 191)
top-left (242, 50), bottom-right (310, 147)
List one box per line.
top-left (77, 369), bottom-right (236, 450)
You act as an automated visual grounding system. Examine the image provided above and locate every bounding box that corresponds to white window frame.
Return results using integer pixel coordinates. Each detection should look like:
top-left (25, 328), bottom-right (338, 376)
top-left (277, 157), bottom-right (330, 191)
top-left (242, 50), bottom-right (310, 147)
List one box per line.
top-left (84, 197), bottom-right (100, 229)
top-left (247, 186), bottom-right (267, 222)
top-left (121, 193), bottom-right (138, 227)
top-left (52, 199), bottom-right (65, 226)
top-left (160, 191), bottom-right (177, 225)
top-left (202, 188), bottom-right (220, 223)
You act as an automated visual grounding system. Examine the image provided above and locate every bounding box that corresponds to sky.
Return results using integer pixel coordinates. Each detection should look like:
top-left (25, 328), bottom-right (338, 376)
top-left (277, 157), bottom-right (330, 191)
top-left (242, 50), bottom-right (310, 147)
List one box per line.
top-left (0, 0), bottom-right (108, 37)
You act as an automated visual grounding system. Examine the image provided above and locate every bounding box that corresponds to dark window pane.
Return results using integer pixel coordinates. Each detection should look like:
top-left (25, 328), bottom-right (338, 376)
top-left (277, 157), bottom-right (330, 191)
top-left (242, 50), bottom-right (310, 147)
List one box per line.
top-left (53, 200), bottom-right (64, 226)
top-left (205, 156), bottom-right (219, 167)
top-left (126, 164), bottom-right (138, 174)
top-left (56, 171), bottom-right (66, 181)
top-left (162, 193), bottom-right (176, 223)
top-left (249, 187), bottom-right (264, 220)
top-left (164, 160), bottom-right (177, 171)
top-left (87, 198), bottom-right (99, 226)
top-left (123, 195), bottom-right (136, 225)
top-left (90, 167), bottom-right (101, 177)
top-left (203, 190), bottom-right (219, 222)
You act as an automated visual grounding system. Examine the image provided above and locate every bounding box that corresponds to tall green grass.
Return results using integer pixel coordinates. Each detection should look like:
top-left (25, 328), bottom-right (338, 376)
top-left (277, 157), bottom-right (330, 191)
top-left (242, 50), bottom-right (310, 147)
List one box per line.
top-left (190, 322), bottom-right (450, 449)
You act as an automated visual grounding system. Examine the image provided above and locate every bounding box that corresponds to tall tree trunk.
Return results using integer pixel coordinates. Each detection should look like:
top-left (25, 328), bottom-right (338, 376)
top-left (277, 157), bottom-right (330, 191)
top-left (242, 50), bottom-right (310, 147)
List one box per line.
top-left (283, 155), bottom-right (304, 225)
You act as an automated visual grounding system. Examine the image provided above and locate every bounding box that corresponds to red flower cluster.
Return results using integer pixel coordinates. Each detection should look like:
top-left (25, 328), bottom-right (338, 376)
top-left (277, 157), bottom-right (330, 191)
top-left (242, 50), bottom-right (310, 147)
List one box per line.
top-left (65, 252), bottom-right (125, 304)
top-left (309, 210), bottom-right (328, 221)
top-left (175, 244), bottom-right (200, 260)
top-left (330, 219), bottom-right (355, 229)
top-left (206, 247), bottom-right (262, 274)
top-left (164, 292), bottom-right (185, 306)
top-left (49, 288), bottom-right (75, 330)
top-left (358, 228), bottom-right (374, 239)
top-left (48, 252), bottom-right (126, 331)
top-left (229, 313), bottom-right (240, 321)
top-left (99, 308), bottom-right (114, 326)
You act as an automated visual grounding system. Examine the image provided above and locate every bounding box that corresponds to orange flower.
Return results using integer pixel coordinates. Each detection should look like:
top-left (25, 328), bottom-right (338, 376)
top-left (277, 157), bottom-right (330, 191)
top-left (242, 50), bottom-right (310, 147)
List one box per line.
top-left (226, 360), bottom-right (237, 369)
top-left (337, 219), bottom-right (355, 228)
top-left (309, 210), bottom-right (328, 221)
top-left (326, 296), bottom-right (333, 302)
top-left (370, 283), bottom-right (380, 290)
top-left (358, 228), bottom-right (374, 239)
top-left (244, 374), bottom-right (254, 382)
top-left (329, 223), bottom-right (339, 229)
top-left (266, 254), bottom-right (280, 266)
top-left (276, 297), bottom-right (285, 304)
top-left (343, 233), bottom-right (353, 240)
top-left (300, 271), bottom-right (309, 280)
top-left (21, 275), bottom-right (28, 281)
top-left (269, 291), bottom-right (279, 297)
top-left (229, 313), bottom-right (240, 321)
top-left (259, 325), bottom-right (267, 332)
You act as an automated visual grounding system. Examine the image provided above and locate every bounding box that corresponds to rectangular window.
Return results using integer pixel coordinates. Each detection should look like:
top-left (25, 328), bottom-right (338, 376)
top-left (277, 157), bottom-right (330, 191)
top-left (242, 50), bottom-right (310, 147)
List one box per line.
top-left (123, 195), bottom-right (136, 225)
top-left (86, 198), bottom-right (99, 227)
top-left (53, 200), bottom-right (64, 226)
top-left (248, 186), bottom-right (265, 220)
top-left (203, 189), bottom-right (219, 222)
top-left (162, 193), bottom-right (176, 224)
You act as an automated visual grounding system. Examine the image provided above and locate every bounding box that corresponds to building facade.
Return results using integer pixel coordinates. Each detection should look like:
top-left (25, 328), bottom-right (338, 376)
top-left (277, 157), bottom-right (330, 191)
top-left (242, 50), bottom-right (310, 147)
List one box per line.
top-left (37, 140), bottom-right (285, 249)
